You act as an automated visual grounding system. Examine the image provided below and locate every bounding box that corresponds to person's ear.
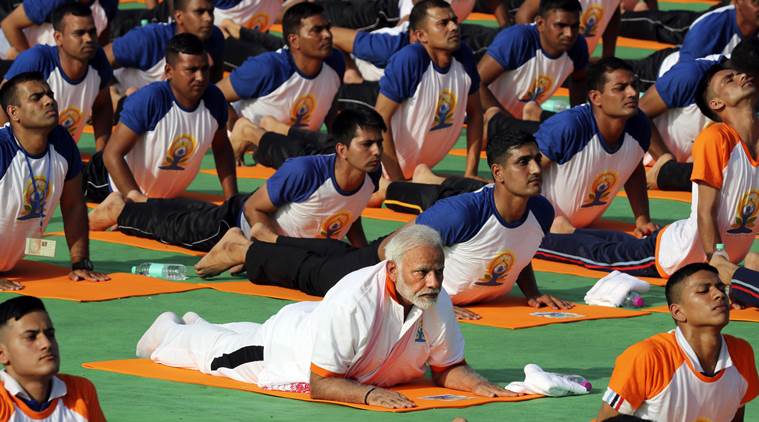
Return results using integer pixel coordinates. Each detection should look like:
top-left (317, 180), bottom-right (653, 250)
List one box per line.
top-left (164, 63), bottom-right (174, 81)
top-left (53, 30), bottom-right (63, 46)
top-left (0, 343), bottom-right (10, 366)
top-left (491, 162), bottom-right (504, 183)
top-left (588, 89), bottom-right (602, 106)
top-left (669, 303), bottom-right (687, 323)
top-left (335, 142), bottom-right (348, 159)
top-left (386, 260), bottom-right (397, 283)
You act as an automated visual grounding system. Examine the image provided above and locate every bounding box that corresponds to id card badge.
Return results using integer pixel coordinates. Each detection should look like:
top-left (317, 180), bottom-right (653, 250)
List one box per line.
top-left (25, 237), bottom-right (56, 257)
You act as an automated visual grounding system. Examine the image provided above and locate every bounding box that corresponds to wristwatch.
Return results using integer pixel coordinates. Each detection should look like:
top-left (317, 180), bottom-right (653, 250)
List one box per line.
top-left (71, 258), bottom-right (94, 271)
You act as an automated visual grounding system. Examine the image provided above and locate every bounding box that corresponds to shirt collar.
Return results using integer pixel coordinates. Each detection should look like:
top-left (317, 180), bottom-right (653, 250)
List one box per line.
top-left (0, 370), bottom-right (67, 402)
top-left (673, 327), bottom-right (732, 374)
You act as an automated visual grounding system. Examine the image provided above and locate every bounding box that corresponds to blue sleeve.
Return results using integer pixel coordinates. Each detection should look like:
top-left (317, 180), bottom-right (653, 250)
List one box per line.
top-left (625, 111), bottom-right (652, 152)
top-left (207, 26), bottom-right (225, 69)
top-left (4, 45), bottom-right (56, 80)
top-left (324, 49), bottom-right (345, 80)
top-left (680, 9), bottom-right (736, 61)
top-left (112, 24), bottom-right (172, 69)
top-left (0, 133), bottom-right (15, 182)
top-left (22, 0), bottom-right (66, 25)
top-left (118, 82), bottom-right (173, 133)
top-left (352, 31), bottom-right (408, 68)
top-left (485, 25), bottom-right (539, 71)
top-left (528, 196), bottom-right (554, 234)
top-left (453, 45), bottom-right (480, 95)
top-left (203, 85), bottom-right (228, 128)
top-left (567, 35), bottom-right (590, 71)
top-left (229, 52), bottom-right (292, 99)
top-left (266, 156), bottom-right (329, 206)
top-left (655, 59), bottom-right (717, 108)
top-left (415, 189), bottom-right (489, 246)
top-left (378, 44), bottom-right (429, 103)
top-left (49, 126), bottom-right (82, 180)
top-left (92, 48), bottom-right (114, 90)
top-left (214, 0), bottom-right (242, 9)
top-left (534, 106), bottom-right (594, 164)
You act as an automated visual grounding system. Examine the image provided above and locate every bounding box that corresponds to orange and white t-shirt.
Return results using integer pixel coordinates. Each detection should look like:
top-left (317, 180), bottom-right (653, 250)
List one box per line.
top-left (656, 123), bottom-right (759, 276)
top-left (603, 328), bottom-right (759, 421)
top-left (0, 372), bottom-right (105, 422)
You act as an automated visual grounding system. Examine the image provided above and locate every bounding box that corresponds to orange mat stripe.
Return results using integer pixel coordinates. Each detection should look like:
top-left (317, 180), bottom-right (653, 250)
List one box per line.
top-left (48, 231), bottom-right (204, 257)
top-left (201, 281), bottom-right (320, 302)
top-left (83, 359), bottom-right (541, 412)
top-left (616, 189), bottom-right (692, 204)
top-left (532, 259), bottom-right (666, 286)
top-left (648, 304), bottom-right (759, 322)
top-left (4, 261), bottom-right (204, 302)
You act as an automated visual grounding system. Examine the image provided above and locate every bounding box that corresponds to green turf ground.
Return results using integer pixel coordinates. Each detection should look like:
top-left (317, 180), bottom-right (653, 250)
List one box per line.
top-left (14, 1), bottom-right (755, 420)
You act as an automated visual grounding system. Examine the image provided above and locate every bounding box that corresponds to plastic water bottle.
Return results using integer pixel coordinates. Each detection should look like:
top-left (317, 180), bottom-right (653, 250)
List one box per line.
top-left (565, 375), bottom-right (592, 392)
top-left (131, 263), bottom-right (187, 280)
top-left (623, 291), bottom-right (645, 308)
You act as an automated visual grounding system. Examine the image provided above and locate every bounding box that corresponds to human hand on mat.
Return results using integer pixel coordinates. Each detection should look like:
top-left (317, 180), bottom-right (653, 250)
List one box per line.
top-left (365, 387), bottom-right (416, 409)
top-left (527, 294), bottom-right (573, 310)
top-left (0, 279), bottom-right (23, 290)
top-left (69, 269), bottom-right (111, 282)
top-left (453, 306), bottom-right (481, 320)
top-left (633, 220), bottom-right (659, 238)
top-left (471, 381), bottom-right (524, 398)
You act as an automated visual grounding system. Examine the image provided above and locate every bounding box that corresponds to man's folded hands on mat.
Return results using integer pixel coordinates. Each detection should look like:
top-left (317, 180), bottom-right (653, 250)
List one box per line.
top-left (453, 294), bottom-right (574, 321)
top-left (0, 268), bottom-right (110, 291)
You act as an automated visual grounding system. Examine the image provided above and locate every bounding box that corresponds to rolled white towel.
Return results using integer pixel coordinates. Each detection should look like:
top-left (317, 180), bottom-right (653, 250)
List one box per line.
top-left (505, 364), bottom-right (592, 397)
top-left (584, 271), bottom-right (650, 307)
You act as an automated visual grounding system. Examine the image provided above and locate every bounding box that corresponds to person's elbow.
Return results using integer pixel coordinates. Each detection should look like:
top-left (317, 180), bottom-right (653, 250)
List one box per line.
top-left (308, 372), bottom-right (332, 400)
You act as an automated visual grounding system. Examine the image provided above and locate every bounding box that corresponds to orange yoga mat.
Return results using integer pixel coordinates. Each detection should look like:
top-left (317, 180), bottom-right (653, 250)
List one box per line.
top-left (201, 282), bottom-right (649, 329)
top-left (362, 207), bottom-right (414, 223)
top-left (47, 232), bottom-right (203, 257)
top-left (201, 165), bottom-right (275, 179)
top-left (83, 359), bottom-right (541, 412)
top-left (648, 305), bottom-right (759, 323)
top-left (4, 261), bottom-right (205, 302)
top-left (532, 259), bottom-right (667, 287)
top-left (617, 190), bottom-right (691, 204)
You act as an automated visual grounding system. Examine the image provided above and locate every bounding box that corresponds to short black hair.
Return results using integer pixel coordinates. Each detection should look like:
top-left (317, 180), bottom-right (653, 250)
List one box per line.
top-left (695, 62), bottom-right (725, 123)
top-left (539, 0), bottom-right (582, 17)
top-left (486, 127), bottom-right (537, 167)
top-left (0, 296), bottom-right (47, 328)
top-left (409, 0), bottom-right (453, 31)
top-left (665, 262), bottom-right (719, 305)
top-left (165, 33), bottom-right (207, 66)
top-left (0, 72), bottom-right (46, 111)
top-left (587, 56), bottom-right (634, 92)
top-left (728, 38), bottom-right (759, 77)
top-left (282, 2), bottom-right (325, 47)
top-left (331, 107), bottom-right (386, 147)
top-left (52, 2), bottom-right (92, 32)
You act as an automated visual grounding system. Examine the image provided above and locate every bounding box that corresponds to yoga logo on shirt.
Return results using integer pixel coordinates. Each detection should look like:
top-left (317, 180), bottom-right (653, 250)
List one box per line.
top-left (17, 176), bottom-right (50, 220)
top-left (580, 5), bottom-right (604, 37)
top-left (320, 211), bottom-right (351, 239)
top-left (476, 251), bottom-right (514, 286)
top-left (159, 134), bottom-right (198, 171)
top-left (728, 190), bottom-right (759, 234)
top-left (414, 325), bottom-right (426, 343)
top-left (581, 171), bottom-right (617, 208)
top-left (430, 89), bottom-right (457, 131)
top-left (59, 106), bottom-right (82, 137)
top-left (290, 95), bottom-right (316, 128)
top-left (519, 76), bottom-right (553, 104)
top-left (245, 13), bottom-right (269, 31)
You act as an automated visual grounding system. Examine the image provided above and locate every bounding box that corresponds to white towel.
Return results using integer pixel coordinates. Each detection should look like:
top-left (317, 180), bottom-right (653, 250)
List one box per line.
top-left (505, 364), bottom-right (591, 397)
top-left (584, 271), bottom-right (650, 307)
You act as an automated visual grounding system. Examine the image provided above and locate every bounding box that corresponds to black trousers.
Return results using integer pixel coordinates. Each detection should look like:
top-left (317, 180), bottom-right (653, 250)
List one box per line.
top-left (335, 81), bottom-right (380, 112)
top-left (117, 194), bottom-right (251, 252)
top-left (461, 23), bottom-right (499, 62)
top-left (223, 31), bottom-right (285, 70)
top-left (81, 151), bottom-right (111, 203)
top-left (619, 0), bottom-right (730, 44)
top-left (732, 267), bottom-right (759, 308)
top-left (317, 0), bottom-right (400, 31)
top-left (253, 129), bottom-right (334, 169)
top-left (245, 236), bottom-right (385, 296)
top-left (385, 176), bottom-right (487, 214)
top-left (629, 47), bottom-right (679, 91)
top-left (656, 161), bottom-right (693, 192)
top-left (108, 1), bottom-right (173, 39)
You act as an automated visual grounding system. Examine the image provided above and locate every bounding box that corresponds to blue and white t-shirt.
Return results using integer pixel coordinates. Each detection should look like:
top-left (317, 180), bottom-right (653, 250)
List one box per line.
top-left (239, 154), bottom-right (381, 240)
top-left (679, 5), bottom-right (749, 62)
top-left (231, 48), bottom-right (344, 131)
top-left (1, 0), bottom-right (117, 59)
top-left (112, 81), bottom-right (227, 198)
top-left (536, 104), bottom-right (650, 228)
top-left (5, 45), bottom-right (113, 142)
top-left (0, 125), bottom-right (81, 271)
top-left (352, 22), bottom-right (410, 82)
top-left (213, 0), bottom-right (282, 32)
top-left (111, 22), bottom-right (225, 91)
top-left (416, 187), bottom-right (554, 305)
top-left (486, 24), bottom-right (588, 118)
top-left (652, 56), bottom-right (719, 163)
top-left (379, 43), bottom-right (479, 179)
top-left (578, 0), bottom-right (621, 54)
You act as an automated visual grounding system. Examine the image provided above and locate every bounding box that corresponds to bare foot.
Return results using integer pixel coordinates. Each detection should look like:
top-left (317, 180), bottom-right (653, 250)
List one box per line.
top-left (250, 222), bottom-right (278, 243)
top-left (411, 164), bottom-right (446, 185)
top-left (550, 215), bottom-right (576, 234)
top-left (453, 306), bottom-right (481, 320)
top-left (88, 192), bottom-right (126, 231)
top-left (709, 253), bottom-right (738, 285)
top-left (645, 153), bottom-right (674, 190)
top-left (522, 101), bottom-right (542, 122)
top-left (744, 251), bottom-right (759, 271)
top-left (194, 228), bottom-right (251, 278)
top-left (230, 118), bottom-right (263, 166)
top-left (260, 115), bottom-right (290, 136)
top-left (343, 68), bottom-right (364, 84)
top-left (0, 278), bottom-right (23, 291)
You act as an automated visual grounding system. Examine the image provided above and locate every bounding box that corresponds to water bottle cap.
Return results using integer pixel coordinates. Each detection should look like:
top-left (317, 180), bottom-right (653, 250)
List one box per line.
top-left (580, 380), bottom-right (592, 392)
top-left (631, 295), bottom-right (645, 307)
top-left (131, 265), bottom-right (137, 273)
top-left (715, 243), bottom-right (725, 251)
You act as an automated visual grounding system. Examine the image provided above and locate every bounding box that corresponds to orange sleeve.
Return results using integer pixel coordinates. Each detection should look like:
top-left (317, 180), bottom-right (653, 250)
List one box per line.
top-left (60, 375), bottom-right (106, 422)
top-left (690, 124), bottom-right (738, 189)
top-left (608, 335), bottom-right (680, 411)
top-left (725, 336), bottom-right (759, 406)
top-left (310, 363), bottom-right (345, 378)
top-left (0, 386), bottom-right (13, 422)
